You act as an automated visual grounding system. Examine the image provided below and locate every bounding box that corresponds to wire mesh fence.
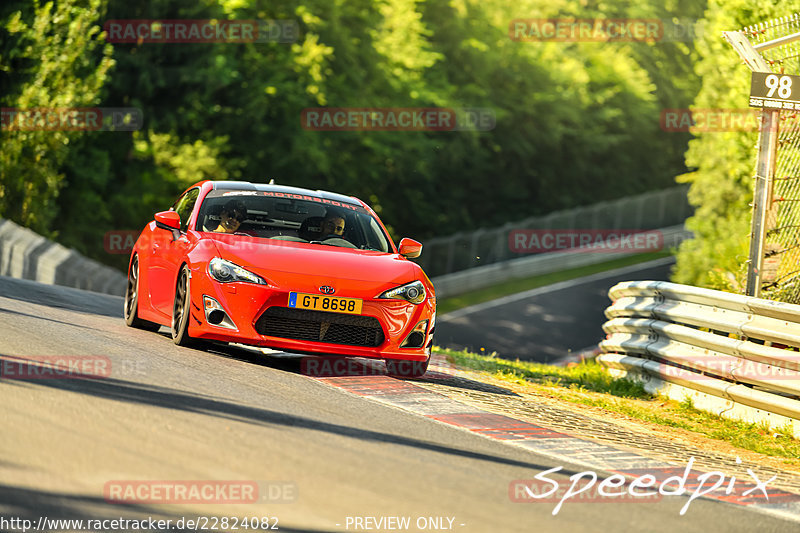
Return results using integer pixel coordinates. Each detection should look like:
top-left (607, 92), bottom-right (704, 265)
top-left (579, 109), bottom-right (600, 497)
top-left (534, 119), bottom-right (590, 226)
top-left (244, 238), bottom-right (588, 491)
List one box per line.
top-left (416, 185), bottom-right (691, 278)
top-left (744, 15), bottom-right (800, 302)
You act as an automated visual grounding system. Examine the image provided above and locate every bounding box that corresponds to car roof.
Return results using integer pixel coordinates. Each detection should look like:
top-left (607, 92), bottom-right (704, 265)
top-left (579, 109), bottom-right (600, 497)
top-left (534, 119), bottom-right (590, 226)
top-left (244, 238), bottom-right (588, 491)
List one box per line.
top-left (210, 181), bottom-right (362, 207)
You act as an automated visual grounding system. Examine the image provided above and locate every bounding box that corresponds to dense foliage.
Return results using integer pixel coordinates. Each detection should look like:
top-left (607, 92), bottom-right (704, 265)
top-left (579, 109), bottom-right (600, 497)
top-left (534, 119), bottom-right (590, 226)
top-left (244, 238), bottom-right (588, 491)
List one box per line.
top-left (1, 0), bottom-right (702, 269)
top-left (672, 0), bottom-right (800, 291)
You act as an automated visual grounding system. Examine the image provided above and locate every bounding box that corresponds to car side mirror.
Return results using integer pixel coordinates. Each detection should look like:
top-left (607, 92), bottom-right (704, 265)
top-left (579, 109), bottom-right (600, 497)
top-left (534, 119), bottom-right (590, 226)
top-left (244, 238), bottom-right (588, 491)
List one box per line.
top-left (154, 210), bottom-right (181, 231)
top-left (398, 238), bottom-right (422, 259)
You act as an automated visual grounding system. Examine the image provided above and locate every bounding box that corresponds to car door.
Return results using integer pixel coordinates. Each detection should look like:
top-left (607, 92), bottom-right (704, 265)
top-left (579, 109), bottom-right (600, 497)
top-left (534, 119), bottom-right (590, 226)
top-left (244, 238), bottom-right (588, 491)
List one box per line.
top-left (148, 188), bottom-right (200, 318)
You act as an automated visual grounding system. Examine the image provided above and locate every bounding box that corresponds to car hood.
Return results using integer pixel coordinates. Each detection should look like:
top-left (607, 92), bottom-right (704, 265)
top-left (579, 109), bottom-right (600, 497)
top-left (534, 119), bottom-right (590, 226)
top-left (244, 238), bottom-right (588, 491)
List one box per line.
top-left (205, 234), bottom-right (417, 292)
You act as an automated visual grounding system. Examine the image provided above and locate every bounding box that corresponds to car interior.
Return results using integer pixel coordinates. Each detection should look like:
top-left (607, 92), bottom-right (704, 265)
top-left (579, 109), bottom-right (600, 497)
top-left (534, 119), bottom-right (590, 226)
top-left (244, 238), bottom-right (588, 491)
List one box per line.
top-left (193, 193), bottom-right (391, 252)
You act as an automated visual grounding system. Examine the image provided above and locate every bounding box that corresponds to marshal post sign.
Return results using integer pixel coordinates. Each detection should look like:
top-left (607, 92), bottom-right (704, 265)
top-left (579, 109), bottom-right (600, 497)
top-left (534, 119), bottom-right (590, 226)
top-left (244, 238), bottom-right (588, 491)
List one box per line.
top-left (749, 72), bottom-right (800, 110)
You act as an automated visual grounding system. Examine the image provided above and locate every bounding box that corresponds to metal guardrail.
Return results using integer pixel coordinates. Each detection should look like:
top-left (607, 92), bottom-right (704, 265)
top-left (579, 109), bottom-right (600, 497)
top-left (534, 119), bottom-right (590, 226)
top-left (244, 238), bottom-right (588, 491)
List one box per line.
top-left (431, 224), bottom-right (691, 299)
top-left (0, 218), bottom-right (126, 295)
top-left (598, 280), bottom-right (800, 428)
top-left (418, 185), bottom-right (692, 277)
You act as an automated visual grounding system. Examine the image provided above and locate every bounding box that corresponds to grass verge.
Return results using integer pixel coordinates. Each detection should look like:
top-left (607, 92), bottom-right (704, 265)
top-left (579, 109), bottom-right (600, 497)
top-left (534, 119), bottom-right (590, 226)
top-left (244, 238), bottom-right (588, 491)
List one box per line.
top-left (436, 346), bottom-right (800, 464)
top-left (436, 251), bottom-right (672, 314)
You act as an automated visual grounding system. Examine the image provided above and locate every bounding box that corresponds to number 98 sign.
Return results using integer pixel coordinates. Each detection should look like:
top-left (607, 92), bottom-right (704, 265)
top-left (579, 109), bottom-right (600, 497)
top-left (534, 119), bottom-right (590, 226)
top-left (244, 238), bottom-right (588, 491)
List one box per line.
top-left (765, 74), bottom-right (793, 98)
top-left (750, 72), bottom-right (800, 109)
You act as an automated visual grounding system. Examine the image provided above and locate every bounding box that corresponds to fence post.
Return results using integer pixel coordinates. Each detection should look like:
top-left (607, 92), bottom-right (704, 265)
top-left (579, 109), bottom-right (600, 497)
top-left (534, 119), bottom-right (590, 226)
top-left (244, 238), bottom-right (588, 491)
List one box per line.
top-left (496, 224), bottom-right (511, 263)
top-left (723, 28), bottom-right (791, 297)
top-left (445, 234), bottom-right (458, 275)
top-left (469, 228), bottom-right (484, 268)
top-left (747, 110), bottom-right (780, 297)
top-left (657, 189), bottom-right (668, 227)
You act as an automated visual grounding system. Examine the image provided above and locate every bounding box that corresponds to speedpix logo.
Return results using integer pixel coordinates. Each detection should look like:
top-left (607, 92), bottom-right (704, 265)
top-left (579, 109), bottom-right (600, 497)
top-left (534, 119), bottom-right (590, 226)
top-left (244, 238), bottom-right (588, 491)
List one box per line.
top-left (510, 458), bottom-right (776, 515)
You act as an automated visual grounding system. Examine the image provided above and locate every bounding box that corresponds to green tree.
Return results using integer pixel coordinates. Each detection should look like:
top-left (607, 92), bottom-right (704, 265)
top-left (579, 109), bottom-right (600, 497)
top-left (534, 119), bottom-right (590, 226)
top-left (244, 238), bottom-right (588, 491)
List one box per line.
top-left (1, 0), bottom-right (706, 270)
top-left (0, 0), bottom-right (113, 234)
top-left (672, 0), bottom-right (800, 291)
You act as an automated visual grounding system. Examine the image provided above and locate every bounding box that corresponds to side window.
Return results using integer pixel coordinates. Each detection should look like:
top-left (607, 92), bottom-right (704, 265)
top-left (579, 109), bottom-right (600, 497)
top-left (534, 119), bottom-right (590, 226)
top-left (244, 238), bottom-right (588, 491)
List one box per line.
top-left (367, 216), bottom-right (389, 252)
top-left (172, 188), bottom-right (200, 232)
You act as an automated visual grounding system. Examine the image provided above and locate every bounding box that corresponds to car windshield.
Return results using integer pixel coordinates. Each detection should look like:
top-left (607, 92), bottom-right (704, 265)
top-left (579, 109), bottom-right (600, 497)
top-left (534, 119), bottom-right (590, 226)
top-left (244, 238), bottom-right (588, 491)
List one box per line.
top-left (195, 190), bottom-right (392, 252)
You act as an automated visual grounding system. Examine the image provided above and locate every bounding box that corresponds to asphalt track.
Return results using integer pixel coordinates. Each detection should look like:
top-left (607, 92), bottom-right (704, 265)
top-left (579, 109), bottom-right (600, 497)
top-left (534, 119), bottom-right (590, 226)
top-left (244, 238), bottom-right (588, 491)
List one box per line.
top-left (435, 257), bottom-right (674, 363)
top-left (0, 274), bottom-right (796, 532)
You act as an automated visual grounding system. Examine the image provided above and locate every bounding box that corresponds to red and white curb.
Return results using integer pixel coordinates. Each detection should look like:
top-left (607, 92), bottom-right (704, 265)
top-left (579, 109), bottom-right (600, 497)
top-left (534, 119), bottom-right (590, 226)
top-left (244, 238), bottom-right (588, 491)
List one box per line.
top-left (307, 353), bottom-right (800, 522)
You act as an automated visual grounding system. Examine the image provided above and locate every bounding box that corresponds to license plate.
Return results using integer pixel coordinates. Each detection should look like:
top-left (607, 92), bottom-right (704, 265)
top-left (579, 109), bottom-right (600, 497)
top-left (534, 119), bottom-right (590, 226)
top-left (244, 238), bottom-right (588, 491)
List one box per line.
top-left (288, 292), bottom-right (363, 315)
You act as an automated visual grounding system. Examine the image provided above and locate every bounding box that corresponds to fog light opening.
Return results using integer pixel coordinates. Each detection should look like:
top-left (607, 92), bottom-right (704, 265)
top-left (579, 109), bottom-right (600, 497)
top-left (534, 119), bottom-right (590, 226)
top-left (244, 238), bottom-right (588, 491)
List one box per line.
top-left (208, 309), bottom-right (225, 325)
top-left (405, 332), bottom-right (425, 347)
top-left (401, 320), bottom-right (428, 348)
top-left (202, 295), bottom-right (238, 330)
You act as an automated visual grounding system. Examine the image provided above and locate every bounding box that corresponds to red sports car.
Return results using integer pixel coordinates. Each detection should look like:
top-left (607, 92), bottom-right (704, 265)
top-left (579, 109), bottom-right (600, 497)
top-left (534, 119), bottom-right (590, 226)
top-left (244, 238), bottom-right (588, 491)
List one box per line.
top-left (123, 180), bottom-right (436, 377)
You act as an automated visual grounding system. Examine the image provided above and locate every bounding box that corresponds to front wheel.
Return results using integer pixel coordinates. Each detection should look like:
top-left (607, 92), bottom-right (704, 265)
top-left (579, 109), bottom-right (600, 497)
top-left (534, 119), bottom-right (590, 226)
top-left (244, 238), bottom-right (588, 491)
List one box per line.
top-left (171, 265), bottom-right (195, 346)
top-left (385, 356), bottom-right (429, 379)
top-left (124, 255), bottom-right (161, 331)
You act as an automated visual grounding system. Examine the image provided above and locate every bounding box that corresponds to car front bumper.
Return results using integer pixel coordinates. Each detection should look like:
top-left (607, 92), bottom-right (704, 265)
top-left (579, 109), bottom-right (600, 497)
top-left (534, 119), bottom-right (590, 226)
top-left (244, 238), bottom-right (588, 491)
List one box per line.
top-left (186, 273), bottom-right (435, 361)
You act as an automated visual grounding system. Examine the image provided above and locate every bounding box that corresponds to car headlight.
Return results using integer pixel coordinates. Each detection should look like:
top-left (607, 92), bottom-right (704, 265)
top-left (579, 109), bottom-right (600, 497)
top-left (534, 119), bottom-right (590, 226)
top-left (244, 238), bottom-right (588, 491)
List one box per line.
top-left (208, 258), bottom-right (267, 285)
top-left (378, 280), bottom-right (426, 304)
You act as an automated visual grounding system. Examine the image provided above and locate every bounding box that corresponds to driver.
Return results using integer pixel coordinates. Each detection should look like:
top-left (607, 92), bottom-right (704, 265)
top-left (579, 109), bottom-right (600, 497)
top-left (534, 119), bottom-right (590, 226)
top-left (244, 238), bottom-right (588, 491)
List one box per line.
top-left (320, 209), bottom-right (346, 239)
top-left (214, 199), bottom-right (248, 233)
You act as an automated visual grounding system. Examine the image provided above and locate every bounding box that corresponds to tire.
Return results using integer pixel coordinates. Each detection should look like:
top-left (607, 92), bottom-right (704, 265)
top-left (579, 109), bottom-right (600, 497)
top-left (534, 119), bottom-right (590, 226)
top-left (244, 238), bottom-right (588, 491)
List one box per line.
top-left (385, 356), bottom-right (429, 379)
top-left (171, 265), bottom-right (195, 346)
top-left (123, 255), bottom-right (161, 331)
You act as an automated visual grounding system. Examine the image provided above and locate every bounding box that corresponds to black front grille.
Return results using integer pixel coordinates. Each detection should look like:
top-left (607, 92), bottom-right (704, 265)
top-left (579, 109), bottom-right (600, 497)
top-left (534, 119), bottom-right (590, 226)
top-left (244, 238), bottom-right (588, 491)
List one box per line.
top-left (255, 307), bottom-right (385, 347)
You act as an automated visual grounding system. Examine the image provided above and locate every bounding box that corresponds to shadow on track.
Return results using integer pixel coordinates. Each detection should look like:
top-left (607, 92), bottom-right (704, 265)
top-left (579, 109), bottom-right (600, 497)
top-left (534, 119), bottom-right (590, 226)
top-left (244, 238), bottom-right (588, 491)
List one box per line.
top-left (0, 276), bottom-right (122, 319)
top-left (0, 352), bottom-right (582, 477)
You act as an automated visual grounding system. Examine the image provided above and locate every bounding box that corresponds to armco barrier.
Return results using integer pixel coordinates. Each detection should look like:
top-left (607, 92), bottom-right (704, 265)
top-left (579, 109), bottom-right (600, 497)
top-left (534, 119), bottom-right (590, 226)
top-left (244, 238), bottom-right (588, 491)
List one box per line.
top-left (431, 224), bottom-right (691, 299)
top-left (0, 218), bottom-right (126, 296)
top-left (598, 280), bottom-right (800, 438)
top-left (419, 185), bottom-right (692, 277)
